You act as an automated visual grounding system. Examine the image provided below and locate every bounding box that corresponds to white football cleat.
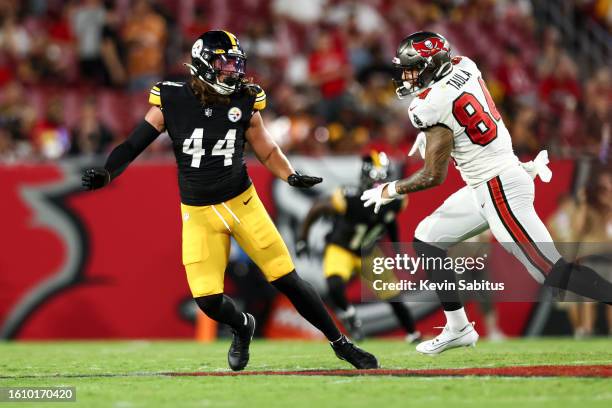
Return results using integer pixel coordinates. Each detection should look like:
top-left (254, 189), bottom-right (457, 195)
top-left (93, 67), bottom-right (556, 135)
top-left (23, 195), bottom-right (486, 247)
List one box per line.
top-left (416, 323), bottom-right (479, 355)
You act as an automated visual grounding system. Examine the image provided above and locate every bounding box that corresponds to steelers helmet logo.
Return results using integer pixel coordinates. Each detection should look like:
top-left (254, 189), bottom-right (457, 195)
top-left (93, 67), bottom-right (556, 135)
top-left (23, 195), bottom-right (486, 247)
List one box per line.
top-left (228, 107), bottom-right (242, 122)
top-left (192, 39), bottom-right (204, 58)
top-left (424, 40), bottom-right (433, 49)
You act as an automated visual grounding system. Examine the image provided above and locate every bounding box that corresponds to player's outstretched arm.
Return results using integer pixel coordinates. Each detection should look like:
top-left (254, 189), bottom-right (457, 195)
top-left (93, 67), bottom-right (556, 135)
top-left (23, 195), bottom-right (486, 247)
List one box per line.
top-left (361, 125), bottom-right (453, 213)
top-left (82, 107), bottom-right (165, 190)
top-left (246, 111), bottom-right (322, 188)
top-left (296, 196), bottom-right (340, 257)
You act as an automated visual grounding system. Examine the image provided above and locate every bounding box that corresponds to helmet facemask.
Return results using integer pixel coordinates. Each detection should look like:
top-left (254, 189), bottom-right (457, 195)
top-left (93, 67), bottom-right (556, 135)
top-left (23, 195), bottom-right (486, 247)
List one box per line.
top-left (392, 58), bottom-right (434, 98)
top-left (209, 54), bottom-right (246, 94)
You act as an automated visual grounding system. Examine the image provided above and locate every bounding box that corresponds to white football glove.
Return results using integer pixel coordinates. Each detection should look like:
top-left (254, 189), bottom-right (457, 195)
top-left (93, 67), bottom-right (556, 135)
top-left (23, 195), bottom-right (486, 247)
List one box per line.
top-left (361, 181), bottom-right (400, 214)
top-left (520, 150), bottom-right (552, 182)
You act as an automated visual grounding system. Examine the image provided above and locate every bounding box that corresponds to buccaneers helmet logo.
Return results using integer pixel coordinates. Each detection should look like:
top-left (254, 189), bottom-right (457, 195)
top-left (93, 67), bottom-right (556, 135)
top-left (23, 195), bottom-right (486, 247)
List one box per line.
top-left (413, 37), bottom-right (448, 58)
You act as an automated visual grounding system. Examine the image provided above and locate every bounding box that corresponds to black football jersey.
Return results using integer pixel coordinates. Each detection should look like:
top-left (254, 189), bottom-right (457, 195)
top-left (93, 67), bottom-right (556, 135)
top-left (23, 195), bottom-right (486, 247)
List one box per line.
top-left (326, 186), bottom-right (404, 254)
top-left (149, 81), bottom-right (266, 205)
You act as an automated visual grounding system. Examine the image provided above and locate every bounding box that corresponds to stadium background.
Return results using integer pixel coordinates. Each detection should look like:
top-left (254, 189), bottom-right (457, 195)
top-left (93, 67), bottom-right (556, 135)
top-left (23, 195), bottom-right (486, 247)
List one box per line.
top-left (0, 0), bottom-right (610, 341)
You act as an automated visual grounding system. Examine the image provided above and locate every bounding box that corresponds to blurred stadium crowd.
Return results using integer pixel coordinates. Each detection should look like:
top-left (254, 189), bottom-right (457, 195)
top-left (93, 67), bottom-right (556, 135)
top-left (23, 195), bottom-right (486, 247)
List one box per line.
top-left (0, 0), bottom-right (610, 162)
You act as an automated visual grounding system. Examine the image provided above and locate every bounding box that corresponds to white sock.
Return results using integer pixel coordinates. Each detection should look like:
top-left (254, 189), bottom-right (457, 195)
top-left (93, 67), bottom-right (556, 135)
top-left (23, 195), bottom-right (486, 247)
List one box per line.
top-left (444, 307), bottom-right (469, 331)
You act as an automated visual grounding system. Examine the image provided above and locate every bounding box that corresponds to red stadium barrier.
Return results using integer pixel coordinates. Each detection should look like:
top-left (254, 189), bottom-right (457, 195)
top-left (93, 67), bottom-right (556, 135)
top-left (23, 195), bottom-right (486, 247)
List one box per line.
top-left (0, 159), bottom-right (575, 339)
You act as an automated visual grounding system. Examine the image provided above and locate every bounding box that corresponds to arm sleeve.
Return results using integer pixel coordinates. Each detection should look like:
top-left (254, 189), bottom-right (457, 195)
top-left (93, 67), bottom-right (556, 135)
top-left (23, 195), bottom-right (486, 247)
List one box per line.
top-left (104, 120), bottom-right (161, 180)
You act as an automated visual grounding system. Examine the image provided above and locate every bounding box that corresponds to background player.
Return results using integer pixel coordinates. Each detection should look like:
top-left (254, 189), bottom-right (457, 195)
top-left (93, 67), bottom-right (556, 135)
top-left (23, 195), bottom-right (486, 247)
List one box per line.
top-left (82, 30), bottom-right (378, 370)
top-left (361, 31), bottom-right (612, 354)
top-left (297, 151), bottom-right (421, 342)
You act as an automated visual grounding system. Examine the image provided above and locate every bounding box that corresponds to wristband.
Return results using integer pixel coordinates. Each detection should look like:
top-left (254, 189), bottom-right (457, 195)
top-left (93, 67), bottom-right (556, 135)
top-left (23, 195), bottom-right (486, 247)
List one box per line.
top-left (386, 180), bottom-right (400, 198)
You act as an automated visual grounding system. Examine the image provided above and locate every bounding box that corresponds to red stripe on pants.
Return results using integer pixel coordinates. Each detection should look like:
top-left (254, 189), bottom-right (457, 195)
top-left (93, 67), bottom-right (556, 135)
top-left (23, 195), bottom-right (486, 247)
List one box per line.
top-left (488, 177), bottom-right (552, 274)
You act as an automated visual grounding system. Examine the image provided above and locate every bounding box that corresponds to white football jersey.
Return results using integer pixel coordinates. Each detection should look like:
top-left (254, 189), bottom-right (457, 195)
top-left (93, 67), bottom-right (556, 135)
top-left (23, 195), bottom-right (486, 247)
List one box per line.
top-left (408, 56), bottom-right (519, 187)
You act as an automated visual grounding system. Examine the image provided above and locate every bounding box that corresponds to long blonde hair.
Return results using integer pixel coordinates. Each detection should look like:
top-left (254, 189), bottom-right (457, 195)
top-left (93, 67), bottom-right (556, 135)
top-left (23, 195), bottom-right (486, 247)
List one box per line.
top-left (189, 77), bottom-right (256, 106)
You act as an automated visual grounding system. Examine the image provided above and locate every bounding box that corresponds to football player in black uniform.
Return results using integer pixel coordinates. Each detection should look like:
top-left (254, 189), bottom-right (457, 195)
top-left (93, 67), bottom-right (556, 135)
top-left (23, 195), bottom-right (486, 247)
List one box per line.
top-left (297, 151), bottom-right (421, 342)
top-left (82, 30), bottom-right (378, 371)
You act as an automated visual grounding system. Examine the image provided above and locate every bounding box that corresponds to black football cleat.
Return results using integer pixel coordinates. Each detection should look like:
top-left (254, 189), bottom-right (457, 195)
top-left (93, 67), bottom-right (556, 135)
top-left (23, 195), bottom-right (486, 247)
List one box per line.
top-left (228, 313), bottom-right (256, 371)
top-left (331, 335), bottom-right (379, 369)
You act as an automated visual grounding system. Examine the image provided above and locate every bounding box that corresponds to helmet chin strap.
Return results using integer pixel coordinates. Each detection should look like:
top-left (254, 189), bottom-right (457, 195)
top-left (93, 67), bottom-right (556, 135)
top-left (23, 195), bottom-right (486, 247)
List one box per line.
top-left (183, 62), bottom-right (236, 95)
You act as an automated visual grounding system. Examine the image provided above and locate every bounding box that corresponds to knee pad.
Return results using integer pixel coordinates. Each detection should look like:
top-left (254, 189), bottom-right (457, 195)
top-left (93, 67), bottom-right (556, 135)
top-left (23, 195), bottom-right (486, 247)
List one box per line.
top-left (194, 293), bottom-right (223, 315)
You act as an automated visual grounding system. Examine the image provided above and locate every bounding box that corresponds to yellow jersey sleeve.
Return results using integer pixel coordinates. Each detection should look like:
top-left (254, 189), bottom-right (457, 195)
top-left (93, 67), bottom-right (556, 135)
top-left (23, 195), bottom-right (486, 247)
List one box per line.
top-left (149, 84), bottom-right (162, 107)
top-left (253, 86), bottom-right (266, 111)
top-left (330, 188), bottom-right (347, 214)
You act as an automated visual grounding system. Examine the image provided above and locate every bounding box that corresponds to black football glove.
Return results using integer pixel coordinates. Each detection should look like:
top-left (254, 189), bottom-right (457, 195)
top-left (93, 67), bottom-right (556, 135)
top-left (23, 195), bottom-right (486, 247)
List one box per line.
top-left (82, 168), bottom-right (111, 190)
top-left (287, 172), bottom-right (323, 189)
top-left (295, 239), bottom-right (309, 257)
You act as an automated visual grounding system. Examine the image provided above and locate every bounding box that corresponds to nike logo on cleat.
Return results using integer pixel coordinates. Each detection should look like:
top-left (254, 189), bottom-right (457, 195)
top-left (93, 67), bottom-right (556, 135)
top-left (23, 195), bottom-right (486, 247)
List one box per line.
top-left (243, 197), bottom-right (252, 205)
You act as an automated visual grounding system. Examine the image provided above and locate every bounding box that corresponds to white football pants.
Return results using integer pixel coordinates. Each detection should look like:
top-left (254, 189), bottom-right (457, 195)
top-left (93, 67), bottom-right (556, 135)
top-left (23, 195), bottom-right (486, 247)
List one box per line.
top-left (414, 164), bottom-right (562, 283)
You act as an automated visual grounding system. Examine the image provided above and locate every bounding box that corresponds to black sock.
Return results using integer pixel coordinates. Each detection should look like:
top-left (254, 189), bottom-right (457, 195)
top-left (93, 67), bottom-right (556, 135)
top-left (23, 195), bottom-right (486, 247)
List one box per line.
top-left (388, 300), bottom-right (416, 333)
top-left (546, 258), bottom-right (612, 305)
top-left (194, 294), bottom-right (246, 332)
top-left (326, 275), bottom-right (349, 311)
top-left (413, 239), bottom-right (463, 311)
top-left (272, 271), bottom-right (342, 341)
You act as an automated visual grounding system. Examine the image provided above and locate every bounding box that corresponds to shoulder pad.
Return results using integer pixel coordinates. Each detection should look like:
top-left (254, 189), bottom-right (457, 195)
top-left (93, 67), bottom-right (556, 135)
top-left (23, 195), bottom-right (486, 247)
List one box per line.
top-left (454, 56), bottom-right (480, 75)
top-left (408, 98), bottom-right (440, 129)
top-left (247, 84), bottom-right (266, 111)
top-left (149, 82), bottom-right (162, 107)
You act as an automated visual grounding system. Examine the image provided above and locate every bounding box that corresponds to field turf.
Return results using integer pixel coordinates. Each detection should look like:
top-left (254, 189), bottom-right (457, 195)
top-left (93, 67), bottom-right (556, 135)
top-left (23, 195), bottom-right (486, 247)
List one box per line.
top-left (1, 338), bottom-right (611, 408)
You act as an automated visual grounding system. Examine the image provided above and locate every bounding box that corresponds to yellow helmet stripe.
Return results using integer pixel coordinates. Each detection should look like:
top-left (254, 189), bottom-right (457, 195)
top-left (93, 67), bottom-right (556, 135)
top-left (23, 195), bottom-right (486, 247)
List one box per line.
top-left (222, 30), bottom-right (238, 51)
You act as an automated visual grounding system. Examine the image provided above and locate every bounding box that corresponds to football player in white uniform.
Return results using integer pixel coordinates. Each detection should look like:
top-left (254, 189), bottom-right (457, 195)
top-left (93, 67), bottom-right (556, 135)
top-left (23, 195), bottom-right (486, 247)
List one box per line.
top-left (361, 31), bottom-right (612, 354)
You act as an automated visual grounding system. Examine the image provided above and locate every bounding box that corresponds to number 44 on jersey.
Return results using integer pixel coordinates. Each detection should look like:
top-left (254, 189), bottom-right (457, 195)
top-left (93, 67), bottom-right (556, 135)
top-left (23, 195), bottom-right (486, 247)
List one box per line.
top-left (183, 128), bottom-right (236, 167)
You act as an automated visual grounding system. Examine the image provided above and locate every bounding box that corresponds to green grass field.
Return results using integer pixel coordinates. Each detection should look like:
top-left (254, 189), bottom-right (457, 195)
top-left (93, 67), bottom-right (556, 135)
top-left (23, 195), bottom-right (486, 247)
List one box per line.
top-left (1, 338), bottom-right (611, 408)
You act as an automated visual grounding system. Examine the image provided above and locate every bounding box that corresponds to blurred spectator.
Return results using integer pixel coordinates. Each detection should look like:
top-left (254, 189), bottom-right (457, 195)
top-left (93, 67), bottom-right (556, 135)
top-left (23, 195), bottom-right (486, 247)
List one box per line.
top-left (122, 0), bottom-right (166, 91)
top-left (308, 30), bottom-right (353, 122)
top-left (0, 81), bottom-right (36, 143)
top-left (272, 0), bottom-right (326, 24)
top-left (583, 68), bottom-right (611, 160)
top-left (30, 98), bottom-right (70, 159)
top-left (358, 71), bottom-right (395, 116)
top-left (509, 104), bottom-right (539, 156)
top-left (68, 98), bottom-right (113, 156)
top-left (366, 121), bottom-right (412, 159)
top-left (494, 46), bottom-right (535, 112)
top-left (539, 54), bottom-right (582, 116)
top-left (0, 127), bottom-right (14, 161)
top-left (569, 165), bottom-right (612, 336)
top-left (71, 0), bottom-right (107, 83)
top-left (99, 6), bottom-right (127, 87)
top-left (0, 7), bottom-right (31, 60)
top-left (538, 53), bottom-right (582, 154)
top-left (536, 27), bottom-right (563, 79)
top-left (325, 0), bottom-right (387, 36)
